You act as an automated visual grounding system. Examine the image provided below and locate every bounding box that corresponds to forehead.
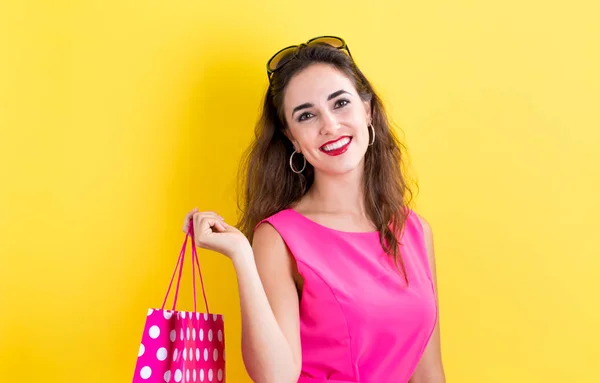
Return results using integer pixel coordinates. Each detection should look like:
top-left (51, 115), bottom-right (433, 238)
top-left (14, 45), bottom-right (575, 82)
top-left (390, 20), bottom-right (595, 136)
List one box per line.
top-left (283, 64), bottom-right (356, 107)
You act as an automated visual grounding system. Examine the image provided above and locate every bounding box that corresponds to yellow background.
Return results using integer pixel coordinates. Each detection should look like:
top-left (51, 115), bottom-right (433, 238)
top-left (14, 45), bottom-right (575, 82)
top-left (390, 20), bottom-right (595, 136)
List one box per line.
top-left (1, 0), bottom-right (599, 382)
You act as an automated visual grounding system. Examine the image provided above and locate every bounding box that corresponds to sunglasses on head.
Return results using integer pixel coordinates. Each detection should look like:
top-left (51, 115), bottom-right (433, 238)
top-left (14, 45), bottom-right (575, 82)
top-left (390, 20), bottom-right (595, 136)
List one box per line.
top-left (266, 36), bottom-right (352, 81)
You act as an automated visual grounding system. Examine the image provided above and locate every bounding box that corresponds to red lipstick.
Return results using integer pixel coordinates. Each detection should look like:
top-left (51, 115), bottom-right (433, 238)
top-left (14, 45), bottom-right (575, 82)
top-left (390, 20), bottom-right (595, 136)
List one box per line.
top-left (319, 136), bottom-right (352, 156)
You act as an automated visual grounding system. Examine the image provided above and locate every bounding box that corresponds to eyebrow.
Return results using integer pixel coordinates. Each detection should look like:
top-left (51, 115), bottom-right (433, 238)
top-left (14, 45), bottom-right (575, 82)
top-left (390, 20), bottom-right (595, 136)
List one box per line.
top-left (291, 89), bottom-right (351, 117)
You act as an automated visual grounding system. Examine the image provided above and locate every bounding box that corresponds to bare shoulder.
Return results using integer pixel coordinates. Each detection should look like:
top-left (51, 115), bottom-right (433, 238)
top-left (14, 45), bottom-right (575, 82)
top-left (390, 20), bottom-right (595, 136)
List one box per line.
top-left (253, 220), bottom-right (284, 247)
top-left (412, 212), bottom-right (436, 264)
top-left (252, 221), bottom-right (298, 276)
top-left (414, 212), bottom-right (433, 237)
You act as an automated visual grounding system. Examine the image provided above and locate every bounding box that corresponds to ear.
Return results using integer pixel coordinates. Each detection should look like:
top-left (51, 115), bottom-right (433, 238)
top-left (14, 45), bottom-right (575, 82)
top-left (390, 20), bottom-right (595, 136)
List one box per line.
top-left (363, 99), bottom-right (372, 123)
top-left (284, 128), bottom-right (300, 153)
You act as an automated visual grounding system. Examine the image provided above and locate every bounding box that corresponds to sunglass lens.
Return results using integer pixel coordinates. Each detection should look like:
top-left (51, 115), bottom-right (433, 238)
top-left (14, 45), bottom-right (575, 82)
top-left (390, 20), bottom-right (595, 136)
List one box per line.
top-left (268, 47), bottom-right (296, 72)
top-left (308, 37), bottom-right (344, 49)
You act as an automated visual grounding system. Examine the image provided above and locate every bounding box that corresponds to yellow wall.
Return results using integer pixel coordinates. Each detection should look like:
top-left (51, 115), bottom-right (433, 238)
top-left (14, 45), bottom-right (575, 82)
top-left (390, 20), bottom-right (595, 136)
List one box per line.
top-left (1, 0), bottom-right (599, 382)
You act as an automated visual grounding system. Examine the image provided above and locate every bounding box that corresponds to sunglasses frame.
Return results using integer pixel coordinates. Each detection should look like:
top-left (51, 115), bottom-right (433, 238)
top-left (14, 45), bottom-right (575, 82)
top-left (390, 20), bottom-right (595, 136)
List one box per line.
top-left (265, 35), bottom-right (352, 81)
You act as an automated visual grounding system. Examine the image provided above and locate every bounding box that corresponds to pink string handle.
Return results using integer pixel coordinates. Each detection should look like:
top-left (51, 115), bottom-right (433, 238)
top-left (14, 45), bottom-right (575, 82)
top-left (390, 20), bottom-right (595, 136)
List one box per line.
top-left (161, 220), bottom-right (210, 313)
top-left (191, 222), bottom-right (210, 313)
top-left (160, 230), bottom-right (187, 311)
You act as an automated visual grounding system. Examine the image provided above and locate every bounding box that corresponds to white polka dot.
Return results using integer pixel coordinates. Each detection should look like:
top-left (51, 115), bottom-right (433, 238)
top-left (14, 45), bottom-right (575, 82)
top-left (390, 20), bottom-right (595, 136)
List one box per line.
top-left (164, 311), bottom-right (173, 320)
top-left (218, 330), bottom-right (223, 342)
top-left (200, 369), bottom-right (205, 382)
top-left (164, 370), bottom-right (171, 382)
top-left (174, 369), bottom-right (182, 382)
top-left (147, 309), bottom-right (154, 316)
top-left (213, 348), bottom-right (218, 361)
top-left (187, 328), bottom-right (190, 340)
top-left (157, 347), bottom-right (168, 361)
top-left (173, 348), bottom-right (178, 361)
top-left (193, 369), bottom-right (197, 382)
top-left (149, 325), bottom-right (160, 339)
top-left (180, 329), bottom-right (184, 341)
top-left (170, 329), bottom-right (176, 342)
top-left (189, 347), bottom-right (193, 360)
top-left (181, 312), bottom-right (186, 319)
top-left (186, 370), bottom-right (190, 382)
top-left (204, 313), bottom-right (208, 321)
top-left (217, 369), bottom-right (223, 381)
top-left (208, 329), bottom-right (213, 342)
top-left (208, 369), bottom-right (213, 381)
top-left (140, 366), bottom-right (152, 379)
top-left (203, 348), bottom-right (208, 361)
top-left (196, 348), bottom-right (200, 361)
top-left (199, 329), bottom-right (204, 341)
top-left (183, 348), bottom-right (187, 361)
top-left (138, 344), bottom-right (145, 357)
top-left (192, 328), bottom-right (196, 341)
top-left (212, 314), bottom-right (217, 322)
top-left (196, 312), bottom-right (200, 320)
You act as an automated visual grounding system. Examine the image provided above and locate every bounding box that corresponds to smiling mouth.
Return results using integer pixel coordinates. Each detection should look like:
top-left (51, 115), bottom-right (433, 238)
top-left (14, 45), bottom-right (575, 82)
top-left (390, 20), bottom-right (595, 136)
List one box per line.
top-left (319, 136), bottom-right (352, 156)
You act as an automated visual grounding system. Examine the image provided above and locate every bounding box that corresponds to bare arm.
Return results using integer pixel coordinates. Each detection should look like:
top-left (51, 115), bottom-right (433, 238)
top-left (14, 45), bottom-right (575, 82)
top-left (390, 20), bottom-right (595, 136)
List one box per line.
top-left (233, 222), bottom-right (302, 383)
top-left (409, 215), bottom-right (446, 383)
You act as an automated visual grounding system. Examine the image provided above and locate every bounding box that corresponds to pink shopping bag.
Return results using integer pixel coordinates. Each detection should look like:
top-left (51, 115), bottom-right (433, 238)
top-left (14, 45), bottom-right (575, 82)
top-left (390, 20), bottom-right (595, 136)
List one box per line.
top-left (132, 223), bottom-right (225, 382)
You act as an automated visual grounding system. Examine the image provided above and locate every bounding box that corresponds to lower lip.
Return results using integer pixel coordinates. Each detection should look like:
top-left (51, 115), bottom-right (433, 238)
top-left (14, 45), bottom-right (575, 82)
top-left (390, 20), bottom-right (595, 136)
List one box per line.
top-left (320, 138), bottom-right (352, 156)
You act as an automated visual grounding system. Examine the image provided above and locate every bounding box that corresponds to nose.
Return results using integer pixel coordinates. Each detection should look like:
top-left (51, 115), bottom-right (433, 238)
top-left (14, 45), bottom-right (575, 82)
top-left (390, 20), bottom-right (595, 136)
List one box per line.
top-left (319, 110), bottom-right (341, 135)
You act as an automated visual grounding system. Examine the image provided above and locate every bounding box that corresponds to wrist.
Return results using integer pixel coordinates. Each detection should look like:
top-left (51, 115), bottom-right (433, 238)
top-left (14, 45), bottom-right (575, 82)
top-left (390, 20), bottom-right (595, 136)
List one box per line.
top-left (230, 244), bottom-right (254, 268)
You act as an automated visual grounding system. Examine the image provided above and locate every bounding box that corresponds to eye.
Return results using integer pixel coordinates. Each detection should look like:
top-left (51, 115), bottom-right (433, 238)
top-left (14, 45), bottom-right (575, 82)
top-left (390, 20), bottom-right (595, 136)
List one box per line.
top-left (334, 99), bottom-right (350, 108)
top-left (298, 112), bottom-right (314, 122)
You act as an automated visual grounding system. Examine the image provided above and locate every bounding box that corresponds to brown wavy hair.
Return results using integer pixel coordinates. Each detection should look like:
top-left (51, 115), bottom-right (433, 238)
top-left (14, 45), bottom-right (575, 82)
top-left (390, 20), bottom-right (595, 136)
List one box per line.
top-left (236, 43), bottom-right (415, 283)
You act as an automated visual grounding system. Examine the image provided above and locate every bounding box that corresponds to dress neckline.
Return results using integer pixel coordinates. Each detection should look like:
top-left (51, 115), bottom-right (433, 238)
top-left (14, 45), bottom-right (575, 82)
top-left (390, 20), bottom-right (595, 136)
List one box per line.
top-left (285, 208), bottom-right (380, 236)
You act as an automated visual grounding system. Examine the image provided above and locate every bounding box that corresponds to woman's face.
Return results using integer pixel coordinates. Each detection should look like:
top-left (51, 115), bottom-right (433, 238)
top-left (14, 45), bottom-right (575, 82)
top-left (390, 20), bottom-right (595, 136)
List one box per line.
top-left (282, 63), bottom-right (372, 176)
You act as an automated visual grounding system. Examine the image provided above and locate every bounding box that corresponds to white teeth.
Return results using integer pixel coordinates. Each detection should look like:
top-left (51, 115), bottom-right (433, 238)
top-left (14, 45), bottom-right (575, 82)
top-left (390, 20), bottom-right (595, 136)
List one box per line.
top-left (322, 137), bottom-right (350, 152)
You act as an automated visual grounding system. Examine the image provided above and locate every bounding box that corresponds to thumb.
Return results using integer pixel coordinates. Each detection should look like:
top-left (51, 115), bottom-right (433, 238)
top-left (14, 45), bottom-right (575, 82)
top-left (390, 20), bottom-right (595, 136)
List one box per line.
top-left (212, 221), bottom-right (227, 232)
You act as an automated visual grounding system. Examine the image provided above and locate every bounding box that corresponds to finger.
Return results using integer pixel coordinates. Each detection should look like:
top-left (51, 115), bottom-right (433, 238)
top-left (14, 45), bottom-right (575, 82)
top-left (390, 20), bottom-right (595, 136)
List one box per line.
top-left (192, 212), bottom-right (228, 236)
top-left (192, 212), bottom-right (225, 231)
top-left (194, 211), bottom-right (225, 220)
top-left (186, 207), bottom-right (199, 218)
top-left (194, 217), bottom-right (224, 245)
top-left (194, 215), bottom-right (216, 233)
top-left (197, 216), bottom-right (225, 232)
top-left (182, 208), bottom-right (199, 233)
top-left (213, 222), bottom-right (227, 232)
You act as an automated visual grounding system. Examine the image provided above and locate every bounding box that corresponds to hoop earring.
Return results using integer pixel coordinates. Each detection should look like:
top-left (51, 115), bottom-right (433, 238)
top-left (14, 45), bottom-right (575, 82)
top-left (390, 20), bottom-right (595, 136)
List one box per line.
top-left (368, 123), bottom-right (375, 146)
top-left (289, 150), bottom-right (306, 173)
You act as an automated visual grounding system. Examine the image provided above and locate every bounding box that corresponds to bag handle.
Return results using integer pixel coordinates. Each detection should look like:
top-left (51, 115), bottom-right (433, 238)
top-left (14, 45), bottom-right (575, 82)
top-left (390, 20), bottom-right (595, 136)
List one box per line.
top-left (160, 219), bottom-right (210, 313)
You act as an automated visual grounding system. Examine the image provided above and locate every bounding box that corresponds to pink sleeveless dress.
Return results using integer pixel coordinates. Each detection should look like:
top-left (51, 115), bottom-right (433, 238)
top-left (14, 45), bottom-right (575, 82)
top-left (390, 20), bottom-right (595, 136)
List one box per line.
top-left (256, 208), bottom-right (438, 383)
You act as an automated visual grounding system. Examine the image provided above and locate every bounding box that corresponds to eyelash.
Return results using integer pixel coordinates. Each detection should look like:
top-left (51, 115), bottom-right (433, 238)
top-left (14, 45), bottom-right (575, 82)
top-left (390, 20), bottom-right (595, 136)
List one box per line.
top-left (297, 99), bottom-right (351, 122)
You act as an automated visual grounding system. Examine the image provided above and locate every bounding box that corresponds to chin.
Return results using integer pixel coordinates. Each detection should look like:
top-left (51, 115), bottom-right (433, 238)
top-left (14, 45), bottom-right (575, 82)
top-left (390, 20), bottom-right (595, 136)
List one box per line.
top-left (317, 156), bottom-right (365, 176)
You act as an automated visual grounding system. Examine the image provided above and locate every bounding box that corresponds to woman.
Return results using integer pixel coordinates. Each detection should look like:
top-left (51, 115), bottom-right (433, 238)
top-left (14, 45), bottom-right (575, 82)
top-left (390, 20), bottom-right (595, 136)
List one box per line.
top-left (183, 36), bottom-right (445, 383)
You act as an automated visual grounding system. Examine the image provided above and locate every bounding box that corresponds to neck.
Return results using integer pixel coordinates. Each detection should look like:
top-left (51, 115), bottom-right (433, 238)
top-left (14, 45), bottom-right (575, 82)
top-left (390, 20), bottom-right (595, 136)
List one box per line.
top-left (304, 163), bottom-right (366, 216)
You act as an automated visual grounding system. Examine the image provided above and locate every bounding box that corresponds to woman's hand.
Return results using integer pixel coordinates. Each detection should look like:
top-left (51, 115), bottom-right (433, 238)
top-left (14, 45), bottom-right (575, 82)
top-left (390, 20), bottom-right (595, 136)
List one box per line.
top-left (182, 208), bottom-right (252, 261)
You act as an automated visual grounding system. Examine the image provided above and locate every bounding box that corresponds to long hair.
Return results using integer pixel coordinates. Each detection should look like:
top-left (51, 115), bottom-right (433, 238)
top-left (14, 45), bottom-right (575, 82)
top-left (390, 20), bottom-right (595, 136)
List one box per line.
top-left (236, 43), bottom-right (415, 283)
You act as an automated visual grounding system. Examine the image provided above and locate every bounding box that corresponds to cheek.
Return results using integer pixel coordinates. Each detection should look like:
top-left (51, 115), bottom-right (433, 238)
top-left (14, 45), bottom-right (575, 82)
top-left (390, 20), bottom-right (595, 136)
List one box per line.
top-left (289, 128), bottom-right (316, 149)
top-left (302, 133), bottom-right (321, 150)
top-left (340, 105), bottom-right (364, 125)
top-left (351, 106), bottom-right (367, 121)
